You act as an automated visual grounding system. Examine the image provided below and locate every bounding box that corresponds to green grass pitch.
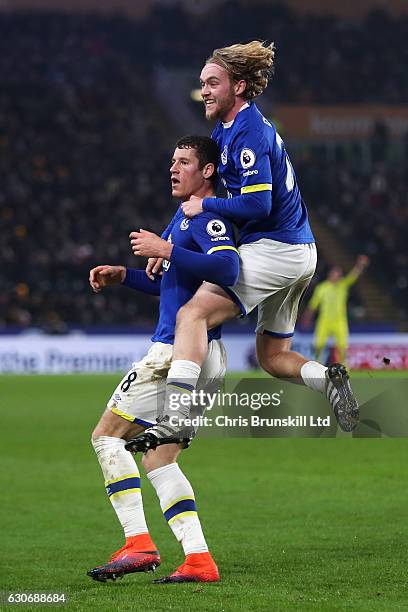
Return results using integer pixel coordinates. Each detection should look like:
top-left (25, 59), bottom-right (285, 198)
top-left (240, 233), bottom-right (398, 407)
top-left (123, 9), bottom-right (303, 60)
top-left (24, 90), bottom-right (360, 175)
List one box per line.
top-left (1, 372), bottom-right (408, 611)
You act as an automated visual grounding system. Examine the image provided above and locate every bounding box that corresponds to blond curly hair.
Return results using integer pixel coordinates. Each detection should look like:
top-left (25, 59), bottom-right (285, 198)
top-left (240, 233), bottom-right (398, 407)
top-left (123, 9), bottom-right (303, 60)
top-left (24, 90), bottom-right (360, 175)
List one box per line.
top-left (206, 40), bottom-right (275, 100)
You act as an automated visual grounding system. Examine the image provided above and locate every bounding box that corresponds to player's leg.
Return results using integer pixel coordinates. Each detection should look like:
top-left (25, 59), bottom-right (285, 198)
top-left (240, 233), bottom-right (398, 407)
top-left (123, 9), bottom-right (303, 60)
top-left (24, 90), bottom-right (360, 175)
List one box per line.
top-left (257, 323), bottom-right (358, 431)
top-left (88, 344), bottom-right (173, 581)
top-left (135, 284), bottom-right (238, 444)
top-left (91, 411), bottom-right (150, 541)
top-left (254, 244), bottom-right (326, 389)
top-left (88, 410), bottom-right (160, 581)
top-left (256, 332), bottom-right (326, 391)
top-left (172, 282), bottom-right (239, 363)
top-left (258, 323), bottom-right (358, 433)
top-left (143, 445), bottom-right (219, 583)
top-left (256, 334), bottom-right (308, 381)
top-left (137, 241), bottom-right (316, 443)
top-left (254, 243), bottom-right (358, 431)
top-left (141, 339), bottom-right (226, 583)
top-left (169, 281), bottom-right (238, 383)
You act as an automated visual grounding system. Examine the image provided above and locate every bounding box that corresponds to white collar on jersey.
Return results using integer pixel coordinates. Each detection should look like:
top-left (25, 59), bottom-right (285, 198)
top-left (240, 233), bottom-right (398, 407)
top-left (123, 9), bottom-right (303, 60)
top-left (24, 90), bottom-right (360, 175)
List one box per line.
top-left (222, 102), bottom-right (250, 128)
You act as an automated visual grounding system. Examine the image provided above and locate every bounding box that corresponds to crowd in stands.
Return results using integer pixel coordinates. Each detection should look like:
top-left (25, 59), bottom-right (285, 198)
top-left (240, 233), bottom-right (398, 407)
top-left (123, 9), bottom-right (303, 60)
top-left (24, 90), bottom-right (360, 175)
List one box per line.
top-left (297, 150), bottom-right (408, 321)
top-left (0, 9), bottom-right (406, 329)
top-left (147, 2), bottom-right (408, 104)
top-left (0, 13), bottom-right (174, 329)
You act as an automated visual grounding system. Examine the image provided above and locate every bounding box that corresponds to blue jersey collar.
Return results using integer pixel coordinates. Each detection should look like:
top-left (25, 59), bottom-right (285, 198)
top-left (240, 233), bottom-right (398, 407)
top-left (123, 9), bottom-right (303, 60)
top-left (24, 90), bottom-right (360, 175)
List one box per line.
top-left (222, 102), bottom-right (250, 129)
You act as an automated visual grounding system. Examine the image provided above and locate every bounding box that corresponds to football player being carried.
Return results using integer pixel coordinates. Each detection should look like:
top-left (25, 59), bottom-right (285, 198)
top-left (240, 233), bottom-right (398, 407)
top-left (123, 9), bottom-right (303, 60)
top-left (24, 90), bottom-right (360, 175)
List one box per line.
top-left (88, 136), bottom-right (239, 584)
top-left (132, 40), bottom-right (359, 451)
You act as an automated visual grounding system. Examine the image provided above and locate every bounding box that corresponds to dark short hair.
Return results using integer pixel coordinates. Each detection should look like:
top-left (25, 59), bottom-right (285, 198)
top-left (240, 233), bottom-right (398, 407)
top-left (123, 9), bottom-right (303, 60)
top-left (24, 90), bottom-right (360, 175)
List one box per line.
top-left (175, 135), bottom-right (219, 184)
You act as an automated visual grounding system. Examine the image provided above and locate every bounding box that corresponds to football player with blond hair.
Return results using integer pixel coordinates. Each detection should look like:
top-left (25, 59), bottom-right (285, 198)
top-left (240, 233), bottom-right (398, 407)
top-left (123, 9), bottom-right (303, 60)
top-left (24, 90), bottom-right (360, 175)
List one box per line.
top-left (133, 41), bottom-right (359, 451)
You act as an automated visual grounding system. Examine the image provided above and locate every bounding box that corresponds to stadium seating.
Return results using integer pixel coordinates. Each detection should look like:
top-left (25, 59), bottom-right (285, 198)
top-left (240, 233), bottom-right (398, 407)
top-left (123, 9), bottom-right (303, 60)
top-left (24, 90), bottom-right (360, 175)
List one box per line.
top-left (1, 9), bottom-right (406, 328)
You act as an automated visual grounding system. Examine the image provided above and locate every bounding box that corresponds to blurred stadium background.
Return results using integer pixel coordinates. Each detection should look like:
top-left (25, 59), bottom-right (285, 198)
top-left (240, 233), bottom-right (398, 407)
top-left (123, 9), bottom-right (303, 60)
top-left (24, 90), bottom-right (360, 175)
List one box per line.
top-left (2, 2), bottom-right (408, 609)
top-left (1, 0), bottom-right (407, 374)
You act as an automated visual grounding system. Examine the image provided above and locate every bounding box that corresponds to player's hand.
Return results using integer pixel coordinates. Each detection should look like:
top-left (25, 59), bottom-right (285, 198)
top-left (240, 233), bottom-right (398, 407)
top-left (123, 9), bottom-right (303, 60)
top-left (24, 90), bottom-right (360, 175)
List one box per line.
top-left (89, 265), bottom-right (126, 292)
top-left (356, 255), bottom-right (369, 268)
top-left (130, 229), bottom-right (173, 259)
top-left (145, 257), bottom-right (164, 280)
top-left (181, 196), bottom-right (204, 218)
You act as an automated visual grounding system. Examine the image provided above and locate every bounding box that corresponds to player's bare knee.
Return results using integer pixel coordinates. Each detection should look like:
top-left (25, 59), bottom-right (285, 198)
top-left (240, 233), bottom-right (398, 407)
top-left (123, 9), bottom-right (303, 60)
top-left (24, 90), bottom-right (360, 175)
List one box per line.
top-left (258, 355), bottom-right (278, 376)
top-left (91, 410), bottom-right (114, 441)
top-left (176, 301), bottom-right (206, 326)
top-left (142, 444), bottom-right (180, 473)
top-left (91, 408), bottom-right (142, 442)
top-left (256, 346), bottom-right (276, 370)
top-left (256, 335), bottom-right (292, 374)
top-left (91, 418), bottom-right (109, 442)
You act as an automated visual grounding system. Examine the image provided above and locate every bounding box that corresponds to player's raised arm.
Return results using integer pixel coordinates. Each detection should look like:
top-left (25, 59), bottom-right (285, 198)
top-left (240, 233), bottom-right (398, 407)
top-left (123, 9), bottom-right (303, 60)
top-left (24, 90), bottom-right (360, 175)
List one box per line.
top-left (350, 254), bottom-right (370, 278)
top-left (343, 254), bottom-right (370, 287)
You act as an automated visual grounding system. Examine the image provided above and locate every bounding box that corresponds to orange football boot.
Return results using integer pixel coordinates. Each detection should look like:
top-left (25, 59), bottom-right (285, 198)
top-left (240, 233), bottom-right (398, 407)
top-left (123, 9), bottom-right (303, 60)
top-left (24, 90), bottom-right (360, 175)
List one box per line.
top-left (87, 534), bottom-right (160, 582)
top-left (154, 551), bottom-right (219, 584)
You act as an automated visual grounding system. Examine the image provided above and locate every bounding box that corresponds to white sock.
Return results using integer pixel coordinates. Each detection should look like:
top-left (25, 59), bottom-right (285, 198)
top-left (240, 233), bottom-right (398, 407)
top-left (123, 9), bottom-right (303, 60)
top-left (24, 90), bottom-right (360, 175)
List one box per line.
top-left (300, 361), bottom-right (327, 393)
top-left (147, 463), bottom-right (208, 555)
top-left (168, 360), bottom-right (202, 384)
top-left (92, 435), bottom-right (149, 537)
top-left (163, 360), bottom-right (202, 420)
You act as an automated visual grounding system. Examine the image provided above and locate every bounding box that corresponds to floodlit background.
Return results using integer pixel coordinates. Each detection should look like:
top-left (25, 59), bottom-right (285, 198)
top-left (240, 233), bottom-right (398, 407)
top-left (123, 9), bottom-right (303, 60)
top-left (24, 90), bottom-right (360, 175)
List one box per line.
top-left (1, 3), bottom-right (408, 610)
top-left (0, 0), bottom-right (407, 372)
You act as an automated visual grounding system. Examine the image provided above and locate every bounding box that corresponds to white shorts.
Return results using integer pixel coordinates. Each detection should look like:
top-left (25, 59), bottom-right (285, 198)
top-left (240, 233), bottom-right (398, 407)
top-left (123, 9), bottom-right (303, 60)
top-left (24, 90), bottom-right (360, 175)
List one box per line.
top-left (227, 239), bottom-right (317, 337)
top-left (107, 339), bottom-right (227, 426)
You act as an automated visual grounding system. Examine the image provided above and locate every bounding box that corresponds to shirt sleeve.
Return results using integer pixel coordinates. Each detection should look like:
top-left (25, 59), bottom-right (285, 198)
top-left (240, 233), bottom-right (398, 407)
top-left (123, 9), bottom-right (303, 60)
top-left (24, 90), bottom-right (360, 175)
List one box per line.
top-left (202, 191), bottom-right (271, 222)
top-left (123, 268), bottom-right (161, 295)
top-left (202, 129), bottom-right (272, 222)
top-left (232, 129), bottom-right (273, 194)
top-left (169, 215), bottom-right (240, 287)
top-left (341, 272), bottom-right (358, 290)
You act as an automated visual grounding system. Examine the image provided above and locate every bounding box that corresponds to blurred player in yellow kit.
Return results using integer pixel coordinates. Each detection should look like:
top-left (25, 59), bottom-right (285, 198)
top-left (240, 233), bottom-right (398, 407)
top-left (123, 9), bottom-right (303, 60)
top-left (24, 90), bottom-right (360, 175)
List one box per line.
top-left (304, 255), bottom-right (369, 363)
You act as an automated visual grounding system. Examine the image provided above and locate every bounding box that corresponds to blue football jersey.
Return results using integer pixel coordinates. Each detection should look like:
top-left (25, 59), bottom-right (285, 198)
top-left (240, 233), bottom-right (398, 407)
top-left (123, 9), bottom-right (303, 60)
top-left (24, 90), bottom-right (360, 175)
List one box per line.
top-left (160, 207), bottom-right (183, 240)
top-left (152, 209), bottom-right (238, 344)
top-left (211, 102), bottom-right (314, 245)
